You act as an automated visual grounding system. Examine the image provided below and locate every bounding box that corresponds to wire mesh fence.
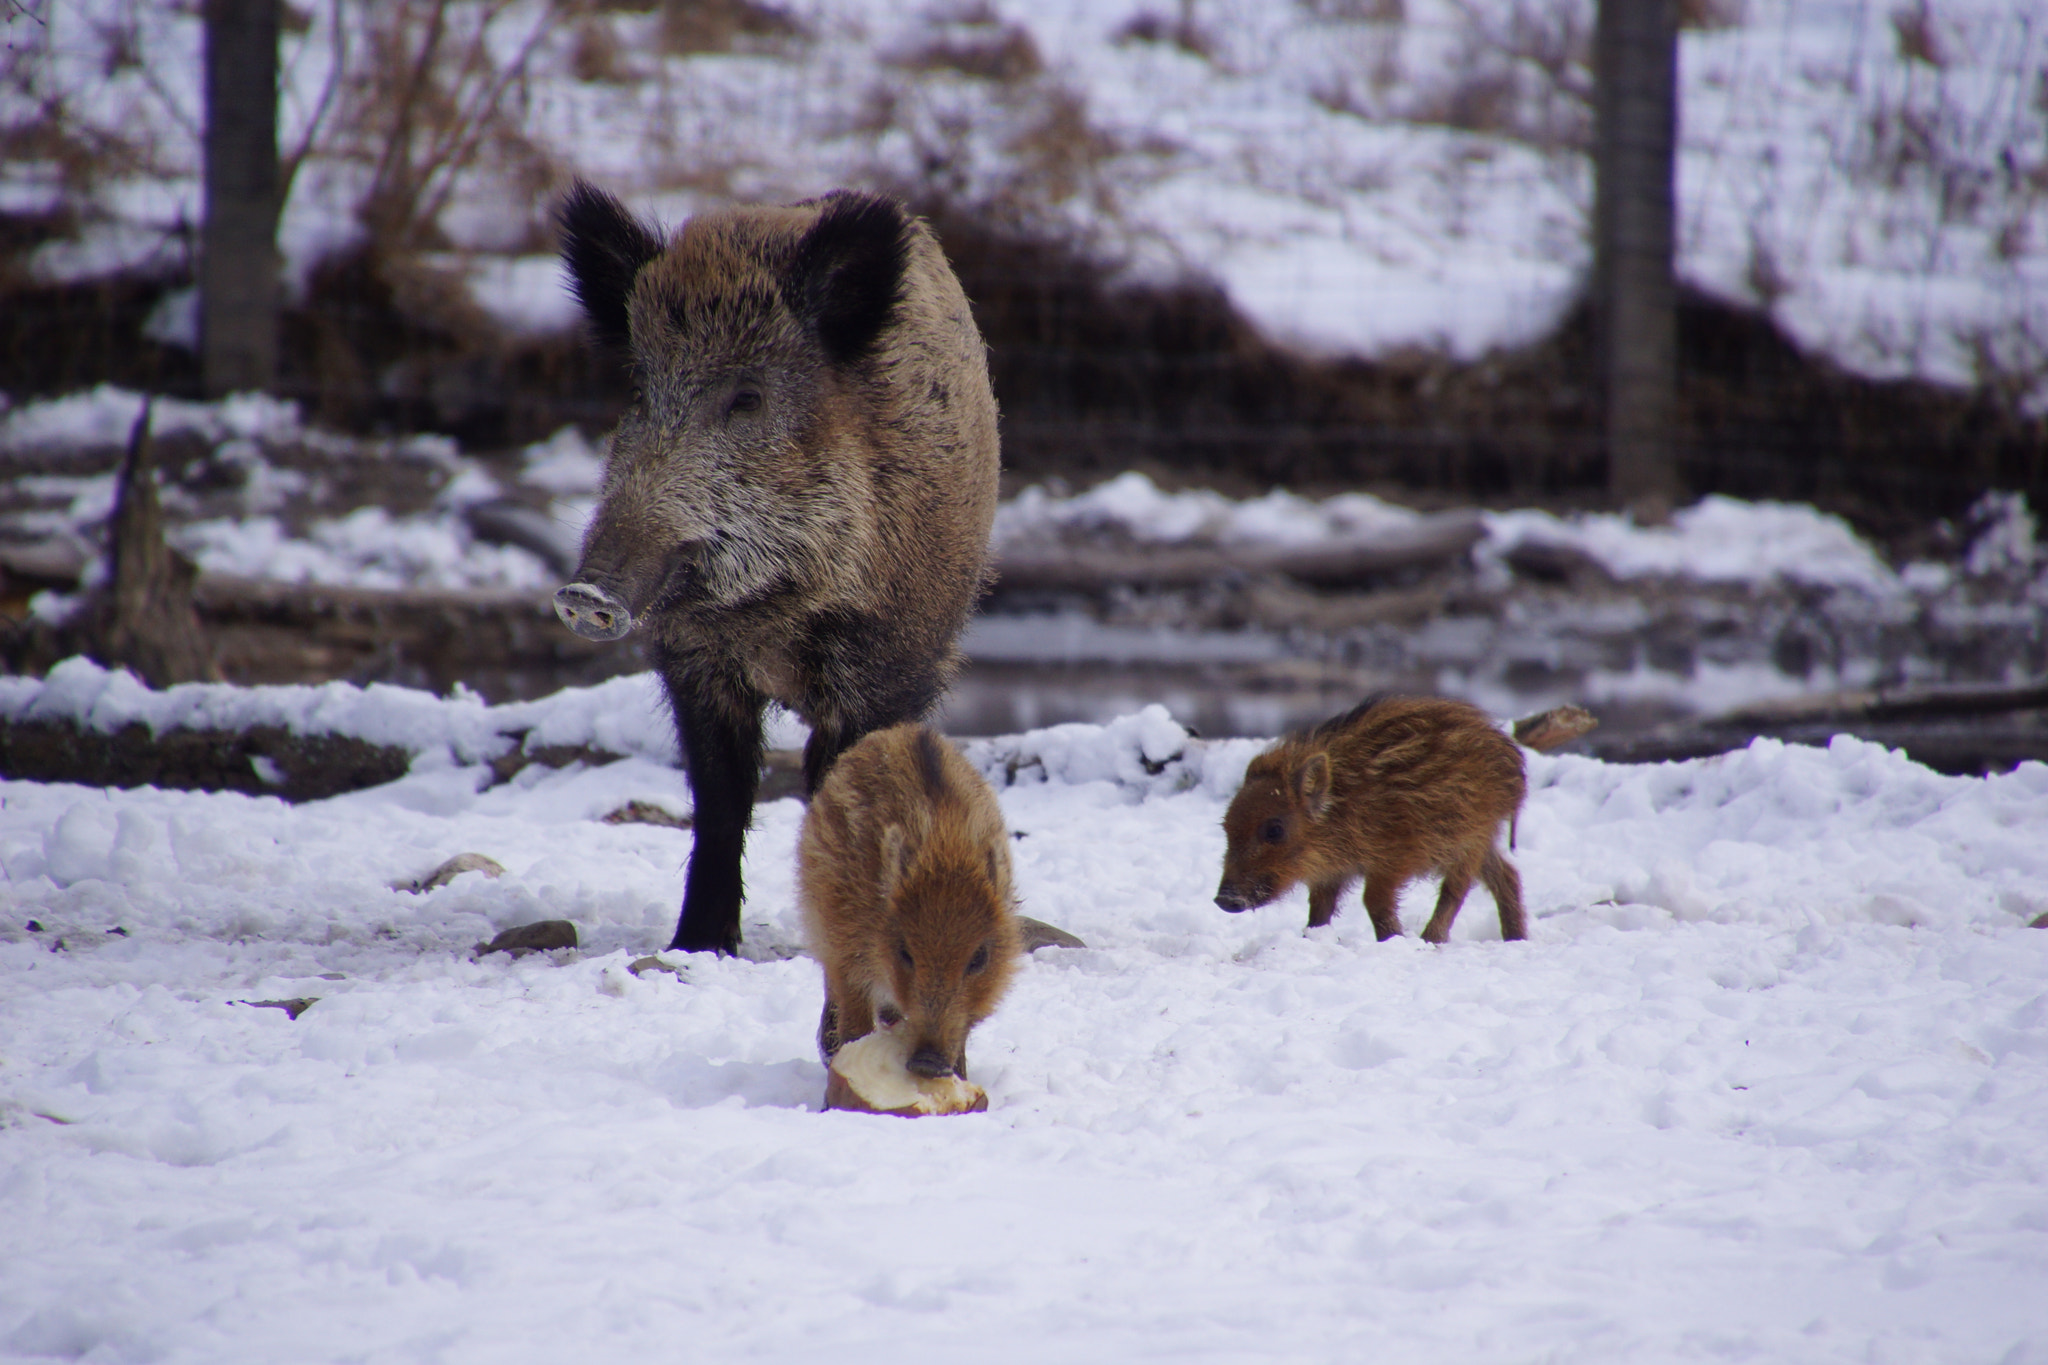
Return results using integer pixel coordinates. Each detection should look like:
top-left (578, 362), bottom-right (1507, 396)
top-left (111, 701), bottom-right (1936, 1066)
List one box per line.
top-left (2, 0), bottom-right (2043, 528)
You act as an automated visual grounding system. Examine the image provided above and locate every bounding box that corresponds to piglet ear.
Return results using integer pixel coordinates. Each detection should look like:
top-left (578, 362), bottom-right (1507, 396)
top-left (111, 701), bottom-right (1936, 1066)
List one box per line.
top-left (784, 191), bottom-right (910, 366)
top-left (557, 179), bottom-right (664, 351)
top-left (1297, 752), bottom-right (1333, 821)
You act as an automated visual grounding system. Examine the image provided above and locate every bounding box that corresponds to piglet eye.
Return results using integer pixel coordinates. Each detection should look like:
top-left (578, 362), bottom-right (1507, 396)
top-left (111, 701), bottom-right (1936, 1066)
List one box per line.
top-left (966, 944), bottom-right (989, 974)
top-left (728, 389), bottom-right (761, 415)
top-left (1260, 818), bottom-right (1286, 844)
top-left (896, 943), bottom-right (914, 969)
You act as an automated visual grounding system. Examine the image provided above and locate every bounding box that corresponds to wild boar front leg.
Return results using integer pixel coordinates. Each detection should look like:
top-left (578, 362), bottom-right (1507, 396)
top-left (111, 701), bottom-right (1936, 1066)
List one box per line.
top-left (662, 664), bottom-right (765, 955)
top-left (823, 975), bottom-right (876, 1058)
top-left (1306, 876), bottom-right (1353, 929)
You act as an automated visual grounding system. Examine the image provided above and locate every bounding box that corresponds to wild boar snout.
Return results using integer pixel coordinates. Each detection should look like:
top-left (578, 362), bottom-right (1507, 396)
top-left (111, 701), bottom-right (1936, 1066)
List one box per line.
top-left (906, 1044), bottom-right (957, 1079)
top-left (1214, 879), bottom-right (1271, 913)
top-left (554, 582), bottom-right (633, 641)
top-left (557, 539), bottom-right (711, 640)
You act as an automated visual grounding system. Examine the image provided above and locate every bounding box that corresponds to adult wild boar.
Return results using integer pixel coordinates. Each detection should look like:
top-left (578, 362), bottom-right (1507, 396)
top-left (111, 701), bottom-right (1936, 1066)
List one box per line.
top-left (552, 182), bottom-right (1000, 954)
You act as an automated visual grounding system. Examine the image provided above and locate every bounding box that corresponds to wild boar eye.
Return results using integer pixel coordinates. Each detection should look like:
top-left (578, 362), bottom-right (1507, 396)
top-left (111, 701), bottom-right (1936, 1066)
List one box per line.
top-left (1260, 818), bottom-right (1286, 844)
top-left (966, 944), bottom-right (989, 974)
top-left (896, 942), bottom-right (914, 969)
top-left (630, 386), bottom-right (645, 407)
top-left (728, 389), bottom-right (761, 415)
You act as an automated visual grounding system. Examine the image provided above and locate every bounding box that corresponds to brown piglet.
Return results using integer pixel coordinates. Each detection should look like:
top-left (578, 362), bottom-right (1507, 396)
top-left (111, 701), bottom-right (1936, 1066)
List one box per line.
top-left (1214, 696), bottom-right (1528, 943)
top-left (799, 723), bottom-right (1022, 1081)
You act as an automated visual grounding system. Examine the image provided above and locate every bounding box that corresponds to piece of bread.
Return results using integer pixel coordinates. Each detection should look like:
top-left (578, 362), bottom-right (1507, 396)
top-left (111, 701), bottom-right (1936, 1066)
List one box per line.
top-left (823, 1030), bottom-right (988, 1117)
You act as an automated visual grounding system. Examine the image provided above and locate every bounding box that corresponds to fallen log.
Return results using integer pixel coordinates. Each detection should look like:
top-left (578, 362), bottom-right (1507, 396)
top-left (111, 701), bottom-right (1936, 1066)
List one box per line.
top-left (0, 705), bottom-right (810, 805)
top-left (992, 511), bottom-right (1485, 593)
top-left (0, 715), bottom-right (413, 802)
top-left (1585, 680), bottom-right (2048, 777)
top-left (1718, 680), bottom-right (2048, 725)
top-left (191, 575), bottom-right (638, 695)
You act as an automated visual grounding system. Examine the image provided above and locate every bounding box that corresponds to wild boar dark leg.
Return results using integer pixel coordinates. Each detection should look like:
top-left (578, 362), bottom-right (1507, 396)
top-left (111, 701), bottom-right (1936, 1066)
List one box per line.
top-left (801, 722), bottom-right (856, 796)
top-left (662, 665), bottom-right (765, 954)
top-left (1306, 877), bottom-right (1350, 929)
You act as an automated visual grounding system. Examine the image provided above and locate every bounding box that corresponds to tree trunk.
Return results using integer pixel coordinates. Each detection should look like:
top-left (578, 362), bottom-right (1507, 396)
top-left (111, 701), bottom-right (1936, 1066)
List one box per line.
top-left (1594, 0), bottom-right (1680, 520)
top-left (202, 0), bottom-right (281, 396)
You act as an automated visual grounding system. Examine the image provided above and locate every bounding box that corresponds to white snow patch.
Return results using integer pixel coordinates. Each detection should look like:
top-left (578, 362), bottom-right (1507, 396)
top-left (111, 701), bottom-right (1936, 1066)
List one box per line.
top-left (2, 680), bottom-right (2046, 1360)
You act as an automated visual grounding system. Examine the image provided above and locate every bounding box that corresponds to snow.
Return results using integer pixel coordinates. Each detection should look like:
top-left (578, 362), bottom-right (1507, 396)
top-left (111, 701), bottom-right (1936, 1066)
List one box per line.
top-left (3, 669), bottom-right (2047, 1361)
top-left (995, 471), bottom-right (1923, 594)
top-left (177, 509), bottom-right (558, 593)
top-left (517, 425), bottom-right (607, 496)
top-left (0, 384), bottom-right (389, 463)
top-left (1480, 495), bottom-right (1907, 593)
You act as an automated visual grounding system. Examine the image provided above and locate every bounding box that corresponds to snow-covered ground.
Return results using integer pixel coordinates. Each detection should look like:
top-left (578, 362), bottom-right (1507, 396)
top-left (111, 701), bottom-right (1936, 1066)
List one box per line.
top-left (7, 0), bottom-right (2044, 405)
top-left (3, 665), bottom-right (2047, 1361)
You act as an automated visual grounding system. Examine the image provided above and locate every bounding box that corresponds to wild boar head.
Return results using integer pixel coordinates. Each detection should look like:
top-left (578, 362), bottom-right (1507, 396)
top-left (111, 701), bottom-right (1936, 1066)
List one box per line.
top-left (877, 822), bottom-right (1017, 1080)
top-left (1214, 746), bottom-right (1331, 912)
top-left (551, 181), bottom-right (909, 640)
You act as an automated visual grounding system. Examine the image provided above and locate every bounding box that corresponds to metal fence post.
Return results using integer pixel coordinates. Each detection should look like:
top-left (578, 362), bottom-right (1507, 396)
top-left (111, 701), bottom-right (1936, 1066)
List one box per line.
top-left (201, 0), bottom-right (280, 397)
top-left (1594, 0), bottom-right (1680, 519)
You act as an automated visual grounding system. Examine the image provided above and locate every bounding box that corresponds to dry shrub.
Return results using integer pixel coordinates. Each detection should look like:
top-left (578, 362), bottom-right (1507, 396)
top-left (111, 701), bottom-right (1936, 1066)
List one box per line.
top-left (0, 4), bottom-right (179, 198)
top-left (1408, 0), bottom-right (1592, 152)
top-left (894, 21), bottom-right (1043, 84)
top-left (999, 86), bottom-right (1123, 212)
top-left (1857, 102), bottom-right (1997, 226)
top-left (331, 0), bottom-right (565, 254)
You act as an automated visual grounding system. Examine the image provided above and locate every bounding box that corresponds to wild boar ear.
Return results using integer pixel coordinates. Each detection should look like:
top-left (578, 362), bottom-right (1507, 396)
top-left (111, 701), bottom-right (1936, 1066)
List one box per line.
top-left (784, 192), bottom-right (910, 366)
top-left (556, 179), bottom-right (664, 351)
top-left (1297, 752), bottom-right (1333, 820)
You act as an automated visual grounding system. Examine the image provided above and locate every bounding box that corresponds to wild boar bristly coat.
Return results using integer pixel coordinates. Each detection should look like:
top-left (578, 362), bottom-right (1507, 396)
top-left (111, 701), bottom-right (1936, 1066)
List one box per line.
top-left (799, 723), bottom-right (1021, 1082)
top-left (553, 182), bottom-right (1000, 954)
top-left (1215, 696), bottom-right (1528, 943)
